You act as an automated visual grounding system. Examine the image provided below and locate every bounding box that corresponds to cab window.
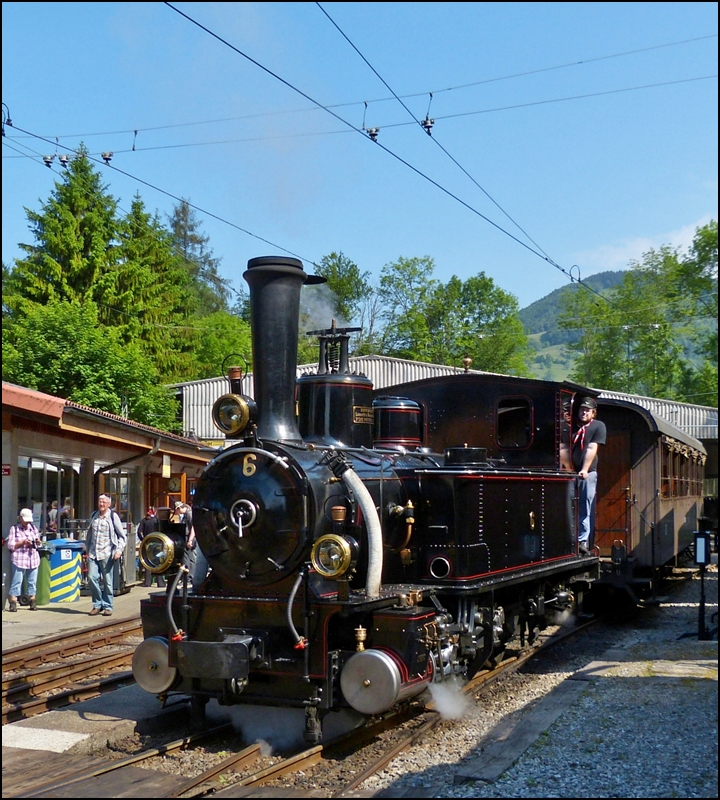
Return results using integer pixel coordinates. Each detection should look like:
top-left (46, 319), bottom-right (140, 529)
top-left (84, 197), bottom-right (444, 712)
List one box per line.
top-left (497, 397), bottom-right (533, 448)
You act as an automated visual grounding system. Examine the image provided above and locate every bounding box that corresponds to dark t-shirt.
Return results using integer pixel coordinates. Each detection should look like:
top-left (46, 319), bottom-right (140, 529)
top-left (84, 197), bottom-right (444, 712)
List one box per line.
top-left (136, 516), bottom-right (159, 540)
top-left (571, 418), bottom-right (607, 473)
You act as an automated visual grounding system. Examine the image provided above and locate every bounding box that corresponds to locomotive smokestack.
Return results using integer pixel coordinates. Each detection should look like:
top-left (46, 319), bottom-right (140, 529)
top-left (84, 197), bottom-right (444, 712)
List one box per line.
top-left (243, 256), bottom-right (325, 442)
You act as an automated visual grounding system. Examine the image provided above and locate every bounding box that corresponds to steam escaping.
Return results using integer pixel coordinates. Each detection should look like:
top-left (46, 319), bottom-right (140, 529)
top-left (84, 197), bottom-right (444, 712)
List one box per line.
top-left (207, 699), bottom-right (365, 753)
top-left (299, 282), bottom-right (351, 333)
top-left (554, 607), bottom-right (574, 626)
top-left (428, 677), bottom-right (472, 720)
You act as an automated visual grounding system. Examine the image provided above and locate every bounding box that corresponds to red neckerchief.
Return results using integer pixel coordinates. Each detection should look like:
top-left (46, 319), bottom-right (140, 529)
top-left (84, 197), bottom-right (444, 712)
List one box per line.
top-left (574, 423), bottom-right (590, 450)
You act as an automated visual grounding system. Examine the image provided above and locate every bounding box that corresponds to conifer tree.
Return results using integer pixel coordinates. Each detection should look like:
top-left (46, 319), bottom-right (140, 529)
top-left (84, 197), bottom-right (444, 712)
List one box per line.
top-left (167, 200), bottom-right (230, 315)
top-left (6, 144), bottom-right (118, 311)
top-left (2, 146), bottom-right (190, 422)
top-left (111, 195), bottom-right (197, 381)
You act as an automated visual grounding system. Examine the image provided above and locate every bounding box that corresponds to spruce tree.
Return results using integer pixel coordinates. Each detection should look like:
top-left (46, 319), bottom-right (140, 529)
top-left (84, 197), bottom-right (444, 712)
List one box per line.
top-left (6, 144), bottom-right (118, 311)
top-left (167, 200), bottom-right (230, 315)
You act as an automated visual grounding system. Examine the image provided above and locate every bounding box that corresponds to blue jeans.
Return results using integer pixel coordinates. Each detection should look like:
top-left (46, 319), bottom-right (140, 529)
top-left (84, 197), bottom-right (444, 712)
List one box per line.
top-left (10, 564), bottom-right (38, 597)
top-left (577, 471), bottom-right (598, 547)
top-left (88, 555), bottom-right (115, 611)
top-left (183, 546), bottom-right (210, 590)
top-left (191, 547), bottom-right (209, 588)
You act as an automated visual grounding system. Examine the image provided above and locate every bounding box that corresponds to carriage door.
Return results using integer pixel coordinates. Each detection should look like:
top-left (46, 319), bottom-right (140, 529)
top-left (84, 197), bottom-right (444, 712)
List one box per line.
top-left (595, 430), bottom-right (631, 557)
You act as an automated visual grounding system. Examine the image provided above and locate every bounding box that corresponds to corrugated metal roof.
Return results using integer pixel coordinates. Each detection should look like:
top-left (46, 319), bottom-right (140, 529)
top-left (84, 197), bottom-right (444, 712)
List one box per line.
top-left (599, 397), bottom-right (707, 453)
top-left (597, 389), bottom-right (718, 441)
top-left (170, 359), bottom-right (718, 443)
top-left (173, 357), bottom-right (490, 440)
top-left (297, 354), bottom-right (497, 384)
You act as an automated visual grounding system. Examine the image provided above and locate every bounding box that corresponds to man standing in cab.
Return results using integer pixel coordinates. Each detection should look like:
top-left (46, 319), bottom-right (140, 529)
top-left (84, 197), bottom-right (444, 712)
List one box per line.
top-left (572, 397), bottom-right (606, 555)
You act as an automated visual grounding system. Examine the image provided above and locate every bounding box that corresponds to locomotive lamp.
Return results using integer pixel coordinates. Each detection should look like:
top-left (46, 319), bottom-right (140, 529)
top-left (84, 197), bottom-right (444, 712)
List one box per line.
top-left (212, 393), bottom-right (257, 437)
top-left (310, 534), bottom-right (358, 579)
top-left (139, 531), bottom-right (186, 574)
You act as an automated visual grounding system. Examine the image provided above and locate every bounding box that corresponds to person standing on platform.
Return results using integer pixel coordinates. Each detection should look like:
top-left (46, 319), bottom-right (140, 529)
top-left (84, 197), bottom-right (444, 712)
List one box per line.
top-left (47, 500), bottom-right (58, 534)
top-left (572, 397), bottom-right (607, 555)
top-left (136, 507), bottom-right (165, 588)
top-left (58, 497), bottom-right (72, 533)
top-left (7, 509), bottom-right (42, 611)
top-left (176, 501), bottom-right (208, 589)
top-left (85, 494), bottom-right (127, 616)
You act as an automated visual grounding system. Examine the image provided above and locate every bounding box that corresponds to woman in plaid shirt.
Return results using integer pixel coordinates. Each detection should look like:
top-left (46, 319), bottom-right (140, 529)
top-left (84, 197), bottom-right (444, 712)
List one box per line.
top-left (7, 508), bottom-right (42, 612)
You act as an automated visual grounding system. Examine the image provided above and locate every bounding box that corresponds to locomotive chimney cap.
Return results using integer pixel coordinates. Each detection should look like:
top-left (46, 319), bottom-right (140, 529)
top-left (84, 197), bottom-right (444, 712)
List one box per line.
top-left (245, 256), bottom-right (326, 285)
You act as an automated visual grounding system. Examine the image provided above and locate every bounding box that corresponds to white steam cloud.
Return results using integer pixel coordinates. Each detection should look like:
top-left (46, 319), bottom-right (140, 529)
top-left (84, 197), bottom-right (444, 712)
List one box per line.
top-left (207, 700), bottom-right (365, 753)
top-left (428, 677), bottom-right (472, 720)
top-left (299, 282), bottom-right (350, 333)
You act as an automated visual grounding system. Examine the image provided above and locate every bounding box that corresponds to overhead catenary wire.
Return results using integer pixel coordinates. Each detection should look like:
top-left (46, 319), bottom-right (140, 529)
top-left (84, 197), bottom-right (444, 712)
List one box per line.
top-left (5, 33), bottom-right (716, 141)
top-left (3, 125), bottom-right (313, 268)
top-left (4, 70), bottom-right (715, 172)
top-left (4, 76), bottom-right (715, 158)
top-left (4, 11), bottom-right (714, 317)
top-left (162, 2), bottom-right (616, 307)
top-left (1, 134), bottom-right (262, 326)
top-left (16, 131), bottom-right (710, 338)
top-left (316, 1), bottom-right (553, 260)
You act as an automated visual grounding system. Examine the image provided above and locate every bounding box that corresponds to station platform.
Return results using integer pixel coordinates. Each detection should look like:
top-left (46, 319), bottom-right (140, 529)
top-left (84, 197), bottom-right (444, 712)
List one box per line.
top-left (2, 582), bottom-right (186, 757)
top-left (2, 582), bottom-right (159, 651)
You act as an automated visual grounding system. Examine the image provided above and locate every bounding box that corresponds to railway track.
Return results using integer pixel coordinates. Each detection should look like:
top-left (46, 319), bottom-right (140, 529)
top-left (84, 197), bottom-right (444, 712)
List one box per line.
top-left (2, 615), bottom-right (142, 724)
top-left (231, 617), bottom-right (601, 799)
top-left (4, 566), bottom-right (699, 796)
top-left (4, 615), bottom-right (599, 798)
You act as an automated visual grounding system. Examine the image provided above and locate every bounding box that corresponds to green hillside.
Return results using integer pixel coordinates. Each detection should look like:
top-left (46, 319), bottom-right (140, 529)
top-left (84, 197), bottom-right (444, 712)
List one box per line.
top-left (520, 271), bottom-right (625, 381)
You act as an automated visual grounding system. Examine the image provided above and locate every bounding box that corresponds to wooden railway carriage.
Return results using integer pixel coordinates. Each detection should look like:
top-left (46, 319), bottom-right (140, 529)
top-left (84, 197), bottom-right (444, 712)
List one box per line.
top-left (594, 398), bottom-right (706, 600)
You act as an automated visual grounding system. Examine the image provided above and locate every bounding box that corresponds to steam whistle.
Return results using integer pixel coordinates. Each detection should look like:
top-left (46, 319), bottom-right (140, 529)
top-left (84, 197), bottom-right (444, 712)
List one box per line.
top-left (306, 319), bottom-right (362, 375)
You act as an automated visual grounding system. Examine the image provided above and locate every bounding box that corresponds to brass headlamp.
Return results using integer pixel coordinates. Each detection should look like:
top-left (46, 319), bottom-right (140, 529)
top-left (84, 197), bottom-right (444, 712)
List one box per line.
top-left (310, 534), bottom-right (359, 579)
top-left (139, 531), bottom-right (186, 574)
top-left (212, 393), bottom-right (257, 437)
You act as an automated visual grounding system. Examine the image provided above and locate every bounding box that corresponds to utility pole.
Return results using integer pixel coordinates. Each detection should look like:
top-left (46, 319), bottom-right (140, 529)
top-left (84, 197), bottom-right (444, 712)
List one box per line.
top-left (622, 325), bottom-right (632, 392)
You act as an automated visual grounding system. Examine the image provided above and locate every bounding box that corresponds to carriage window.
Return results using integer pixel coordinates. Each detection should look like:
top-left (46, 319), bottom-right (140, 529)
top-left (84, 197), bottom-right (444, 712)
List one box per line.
top-left (661, 437), bottom-right (703, 498)
top-left (496, 397), bottom-right (533, 448)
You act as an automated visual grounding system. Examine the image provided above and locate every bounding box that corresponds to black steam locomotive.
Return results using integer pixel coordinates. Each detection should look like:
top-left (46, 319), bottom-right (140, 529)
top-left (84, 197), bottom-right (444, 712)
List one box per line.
top-left (133, 256), bottom-right (599, 743)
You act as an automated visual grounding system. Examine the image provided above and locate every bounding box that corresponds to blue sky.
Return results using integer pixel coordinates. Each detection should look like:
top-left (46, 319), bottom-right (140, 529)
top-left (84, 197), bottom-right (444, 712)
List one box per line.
top-left (2, 2), bottom-right (717, 310)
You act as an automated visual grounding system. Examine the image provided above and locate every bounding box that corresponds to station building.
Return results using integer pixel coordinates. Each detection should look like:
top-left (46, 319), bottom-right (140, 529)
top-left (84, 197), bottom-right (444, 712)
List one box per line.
top-left (2, 381), bottom-right (216, 605)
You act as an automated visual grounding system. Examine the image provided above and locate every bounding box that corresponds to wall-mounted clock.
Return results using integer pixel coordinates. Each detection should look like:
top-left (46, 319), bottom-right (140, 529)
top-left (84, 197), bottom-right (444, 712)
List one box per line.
top-left (168, 476), bottom-right (182, 492)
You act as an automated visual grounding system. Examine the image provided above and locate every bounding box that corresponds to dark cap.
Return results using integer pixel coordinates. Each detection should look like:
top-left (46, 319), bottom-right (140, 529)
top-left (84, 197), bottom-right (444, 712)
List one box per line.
top-left (579, 397), bottom-right (597, 409)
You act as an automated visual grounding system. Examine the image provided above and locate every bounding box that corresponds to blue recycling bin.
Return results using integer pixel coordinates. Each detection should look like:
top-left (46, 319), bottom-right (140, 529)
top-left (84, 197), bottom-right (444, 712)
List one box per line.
top-left (47, 538), bottom-right (85, 603)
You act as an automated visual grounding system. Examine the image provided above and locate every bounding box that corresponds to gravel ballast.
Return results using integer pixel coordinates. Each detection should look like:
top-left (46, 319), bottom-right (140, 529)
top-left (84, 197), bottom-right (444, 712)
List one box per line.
top-left (359, 562), bottom-right (718, 799)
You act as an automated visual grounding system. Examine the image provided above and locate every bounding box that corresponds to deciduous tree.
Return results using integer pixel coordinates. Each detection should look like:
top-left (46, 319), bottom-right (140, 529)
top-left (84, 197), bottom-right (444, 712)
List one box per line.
top-left (2, 300), bottom-right (178, 429)
top-left (558, 221), bottom-right (717, 404)
top-left (377, 256), bottom-right (530, 373)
